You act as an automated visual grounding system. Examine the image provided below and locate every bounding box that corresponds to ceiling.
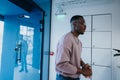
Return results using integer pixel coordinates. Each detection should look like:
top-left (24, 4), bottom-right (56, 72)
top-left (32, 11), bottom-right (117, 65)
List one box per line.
top-left (0, 0), bottom-right (27, 16)
top-left (0, 0), bottom-right (50, 16)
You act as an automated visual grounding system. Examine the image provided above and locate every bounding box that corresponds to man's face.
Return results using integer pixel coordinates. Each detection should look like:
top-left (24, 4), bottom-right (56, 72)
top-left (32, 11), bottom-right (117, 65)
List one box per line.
top-left (74, 18), bottom-right (86, 35)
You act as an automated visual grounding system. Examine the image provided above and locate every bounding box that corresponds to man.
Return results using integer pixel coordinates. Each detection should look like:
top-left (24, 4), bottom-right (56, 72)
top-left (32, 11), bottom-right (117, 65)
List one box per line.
top-left (55, 15), bottom-right (92, 80)
top-left (18, 35), bottom-right (28, 72)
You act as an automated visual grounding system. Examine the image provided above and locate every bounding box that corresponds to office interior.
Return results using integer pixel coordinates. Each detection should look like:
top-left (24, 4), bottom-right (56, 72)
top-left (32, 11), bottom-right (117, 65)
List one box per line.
top-left (0, 0), bottom-right (120, 80)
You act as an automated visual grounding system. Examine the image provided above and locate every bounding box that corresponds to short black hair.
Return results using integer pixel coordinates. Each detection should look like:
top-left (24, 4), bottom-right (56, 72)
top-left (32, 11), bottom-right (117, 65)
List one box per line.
top-left (70, 15), bottom-right (84, 23)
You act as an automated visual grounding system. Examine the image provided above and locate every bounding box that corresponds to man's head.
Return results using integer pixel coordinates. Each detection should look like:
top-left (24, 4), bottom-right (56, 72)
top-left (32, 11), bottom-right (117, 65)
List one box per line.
top-left (70, 15), bottom-right (86, 35)
top-left (19, 35), bottom-right (23, 40)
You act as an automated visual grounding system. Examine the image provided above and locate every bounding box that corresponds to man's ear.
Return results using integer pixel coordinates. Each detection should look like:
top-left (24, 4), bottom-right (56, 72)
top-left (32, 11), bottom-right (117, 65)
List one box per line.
top-left (73, 22), bottom-right (77, 26)
top-left (72, 22), bottom-right (78, 30)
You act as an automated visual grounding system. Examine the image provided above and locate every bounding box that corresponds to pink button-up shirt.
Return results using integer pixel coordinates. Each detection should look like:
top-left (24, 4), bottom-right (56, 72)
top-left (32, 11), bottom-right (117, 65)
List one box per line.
top-left (55, 32), bottom-right (82, 78)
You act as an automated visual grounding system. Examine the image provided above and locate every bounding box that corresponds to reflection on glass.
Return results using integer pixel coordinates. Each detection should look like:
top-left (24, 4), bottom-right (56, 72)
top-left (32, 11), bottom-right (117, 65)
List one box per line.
top-left (20, 25), bottom-right (34, 66)
top-left (14, 25), bottom-right (41, 80)
top-left (18, 35), bottom-right (28, 72)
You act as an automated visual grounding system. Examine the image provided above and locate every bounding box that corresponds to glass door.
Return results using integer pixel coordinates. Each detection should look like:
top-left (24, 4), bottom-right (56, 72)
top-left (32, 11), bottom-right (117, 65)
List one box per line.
top-left (14, 25), bottom-right (41, 80)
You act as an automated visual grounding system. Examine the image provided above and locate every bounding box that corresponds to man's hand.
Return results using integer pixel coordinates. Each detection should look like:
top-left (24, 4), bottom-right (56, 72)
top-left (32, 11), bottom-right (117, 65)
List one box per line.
top-left (82, 64), bottom-right (92, 78)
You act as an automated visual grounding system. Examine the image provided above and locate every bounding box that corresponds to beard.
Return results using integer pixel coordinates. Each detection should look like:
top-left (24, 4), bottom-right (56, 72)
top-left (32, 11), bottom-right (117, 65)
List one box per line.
top-left (80, 32), bottom-right (84, 35)
top-left (75, 27), bottom-right (85, 35)
top-left (76, 30), bottom-right (84, 35)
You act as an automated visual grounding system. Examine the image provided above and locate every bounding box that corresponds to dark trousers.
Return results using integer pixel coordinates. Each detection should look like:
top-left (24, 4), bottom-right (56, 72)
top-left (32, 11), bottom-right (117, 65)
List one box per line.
top-left (56, 74), bottom-right (80, 80)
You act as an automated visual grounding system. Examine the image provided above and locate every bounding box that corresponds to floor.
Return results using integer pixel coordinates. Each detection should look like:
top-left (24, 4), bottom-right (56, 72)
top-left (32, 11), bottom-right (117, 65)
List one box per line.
top-left (14, 65), bottom-right (40, 80)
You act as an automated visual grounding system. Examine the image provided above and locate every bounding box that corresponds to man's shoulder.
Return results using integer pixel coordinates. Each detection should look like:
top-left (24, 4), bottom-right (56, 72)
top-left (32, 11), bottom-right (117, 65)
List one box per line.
top-left (59, 32), bottom-right (73, 43)
top-left (64, 32), bottom-right (73, 39)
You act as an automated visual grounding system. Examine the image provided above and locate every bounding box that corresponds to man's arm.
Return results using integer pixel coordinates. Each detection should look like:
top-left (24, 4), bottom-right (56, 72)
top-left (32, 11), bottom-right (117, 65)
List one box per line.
top-left (80, 59), bottom-right (86, 67)
top-left (80, 58), bottom-right (91, 69)
top-left (76, 68), bottom-right (83, 74)
top-left (80, 58), bottom-right (92, 78)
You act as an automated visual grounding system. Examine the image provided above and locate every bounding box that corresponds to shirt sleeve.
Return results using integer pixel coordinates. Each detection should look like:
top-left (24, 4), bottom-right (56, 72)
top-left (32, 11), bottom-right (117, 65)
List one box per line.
top-left (55, 36), bottom-right (77, 75)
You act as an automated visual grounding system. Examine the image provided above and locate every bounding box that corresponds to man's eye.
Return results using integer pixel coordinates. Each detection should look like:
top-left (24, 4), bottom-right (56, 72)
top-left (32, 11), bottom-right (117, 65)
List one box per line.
top-left (81, 23), bottom-right (86, 25)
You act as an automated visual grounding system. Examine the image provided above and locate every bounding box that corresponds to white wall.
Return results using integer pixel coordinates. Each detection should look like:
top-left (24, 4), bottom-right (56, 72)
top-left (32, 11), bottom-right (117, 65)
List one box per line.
top-left (50, 0), bottom-right (120, 80)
